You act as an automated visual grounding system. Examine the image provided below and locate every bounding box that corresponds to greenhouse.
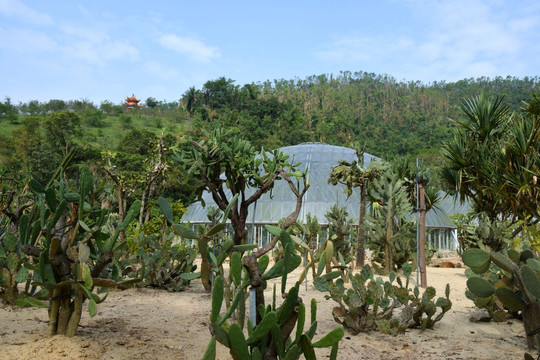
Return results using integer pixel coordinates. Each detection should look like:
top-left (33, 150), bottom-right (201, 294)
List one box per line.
top-left (181, 143), bottom-right (461, 251)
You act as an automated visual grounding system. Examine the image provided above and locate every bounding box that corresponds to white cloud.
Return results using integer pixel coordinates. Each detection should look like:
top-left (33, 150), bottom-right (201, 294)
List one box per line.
top-left (316, 0), bottom-right (539, 82)
top-left (60, 25), bottom-right (139, 65)
top-left (158, 33), bottom-right (221, 63)
top-left (143, 61), bottom-right (181, 81)
top-left (0, 26), bottom-right (56, 52)
top-left (0, 0), bottom-right (53, 25)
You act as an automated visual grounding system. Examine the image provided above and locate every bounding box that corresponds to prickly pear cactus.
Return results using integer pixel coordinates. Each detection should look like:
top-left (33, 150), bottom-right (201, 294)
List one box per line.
top-left (315, 263), bottom-right (452, 336)
top-left (462, 247), bottom-right (540, 349)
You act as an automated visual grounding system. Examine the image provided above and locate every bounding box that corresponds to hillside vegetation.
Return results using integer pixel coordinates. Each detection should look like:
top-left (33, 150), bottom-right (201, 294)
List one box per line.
top-left (1, 72), bottom-right (538, 191)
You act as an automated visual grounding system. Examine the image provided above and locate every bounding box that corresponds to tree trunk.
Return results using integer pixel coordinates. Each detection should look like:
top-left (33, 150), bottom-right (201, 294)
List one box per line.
top-left (4, 284), bottom-right (18, 305)
top-left (65, 287), bottom-right (83, 337)
top-left (384, 199), bottom-right (394, 273)
top-left (523, 301), bottom-right (540, 349)
top-left (356, 184), bottom-right (366, 268)
top-left (48, 287), bottom-right (62, 336)
top-left (243, 255), bottom-right (264, 325)
top-left (418, 183), bottom-right (427, 288)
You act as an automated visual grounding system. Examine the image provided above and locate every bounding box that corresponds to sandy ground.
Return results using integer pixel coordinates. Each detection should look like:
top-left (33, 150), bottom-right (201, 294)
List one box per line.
top-left (0, 258), bottom-right (533, 360)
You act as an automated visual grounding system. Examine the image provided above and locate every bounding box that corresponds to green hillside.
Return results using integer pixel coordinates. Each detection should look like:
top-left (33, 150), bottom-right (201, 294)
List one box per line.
top-left (1, 73), bottom-right (539, 187)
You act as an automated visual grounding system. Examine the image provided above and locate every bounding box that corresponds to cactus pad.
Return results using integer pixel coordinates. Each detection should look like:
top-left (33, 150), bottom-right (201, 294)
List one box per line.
top-left (467, 277), bottom-right (495, 298)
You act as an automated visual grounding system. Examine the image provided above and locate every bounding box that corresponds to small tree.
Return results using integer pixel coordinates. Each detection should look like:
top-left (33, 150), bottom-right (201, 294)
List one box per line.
top-left (328, 146), bottom-right (384, 268)
top-left (175, 127), bottom-right (310, 312)
top-left (177, 127), bottom-right (299, 246)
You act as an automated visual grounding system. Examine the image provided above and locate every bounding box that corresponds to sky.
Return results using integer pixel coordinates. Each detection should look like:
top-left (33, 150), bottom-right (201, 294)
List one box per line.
top-left (1, 0), bottom-right (539, 105)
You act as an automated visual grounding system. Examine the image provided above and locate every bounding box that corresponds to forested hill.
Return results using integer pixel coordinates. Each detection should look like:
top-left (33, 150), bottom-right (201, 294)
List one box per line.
top-left (1, 72), bottom-right (539, 185)
top-left (184, 73), bottom-right (540, 163)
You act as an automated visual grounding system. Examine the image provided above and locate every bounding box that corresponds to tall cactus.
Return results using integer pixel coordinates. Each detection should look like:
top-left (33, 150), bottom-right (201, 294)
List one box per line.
top-left (20, 167), bottom-right (140, 336)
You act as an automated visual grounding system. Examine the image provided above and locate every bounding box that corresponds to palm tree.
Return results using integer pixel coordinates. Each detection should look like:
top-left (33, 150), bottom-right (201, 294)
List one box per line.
top-left (441, 93), bottom-right (510, 222)
top-left (441, 92), bottom-right (539, 242)
top-left (182, 86), bottom-right (199, 116)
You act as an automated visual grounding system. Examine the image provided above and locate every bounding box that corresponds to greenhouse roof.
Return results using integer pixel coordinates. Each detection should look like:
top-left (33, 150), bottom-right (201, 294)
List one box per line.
top-left (182, 143), bottom-right (457, 229)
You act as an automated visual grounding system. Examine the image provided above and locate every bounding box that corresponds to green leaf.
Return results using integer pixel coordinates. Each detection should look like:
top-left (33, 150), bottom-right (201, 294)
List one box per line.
top-left (258, 254), bottom-right (270, 273)
top-left (79, 220), bottom-right (91, 232)
top-left (294, 302), bottom-right (306, 345)
top-left (467, 277), bottom-right (495, 298)
top-left (300, 335), bottom-right (316, 360)
top-left (246, 311), bottom-right (277, 345)
top-left (281, 243), bottom-right (290, 294)
top-left (322, 271), bottom-right (343, 281)
top-left (118, 200), bottom-right (141, 232)
top-left (402, 263), bottom-right (412, 277)
top-left (172, 224), bottom-right (198, 239)
top-left (29, 178), bottom-right (46, 193)
top-left (7, 252), bottom-right (18, 272)
top-left (522, 265), bottom-right (540, 299)
top-left (45, 187), bottom-right (58, 212)
top-left (262, 254), bottom-right (302, 280)
top-left (211, 276), bottom-right (224, 323)
top-left (63, 192), bottom-right (80, 202)
top-left (462, 248), bottom-right (491, 268)
top-left (228, 323), bottom-right (250, 360)
top-left (230, 252), bottom-right (242, 286)
top-left (4, 233), bottom-right (17, 252)
top-left (15, 294), bottom-right (48, 308)
top-left (180, 272), bottom-right (201, 280)
top-left (19, 214), bottom-right (29, 244)
top-left (16, 266), bottom-right (29, 283)
top-left (158, 196), bottom-right (174, 223)
top-left (312, 327), bottom-right (344, 348)
top-left (80, 166), bottom-right (94, 195)
top-left (206, 223), bottom-right (226, 237)
top-left (81, 262), bottom-right (93, 289)
top-left (78, 243), bottom-right (91, 262)
top-left (330, 342), bottom-right (339, 360)
top-left (291, 235), bottom-right (310, 250)
top-left (233, 244), bottom-right (257, 251)
top-left (264, 225), bottom-right (282, 237)
top-left (526, 258), bottom-right (540, 272)
top-left (202, 336), bottom-right (216, 360)
top-left (88, 299), bottom-right (98, 317)
top-left (223, 193), bottom-right (239, 220)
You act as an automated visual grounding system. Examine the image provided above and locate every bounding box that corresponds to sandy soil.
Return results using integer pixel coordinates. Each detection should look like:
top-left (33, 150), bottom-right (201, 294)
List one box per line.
top-left (0, 258), bottom-right (532, 360)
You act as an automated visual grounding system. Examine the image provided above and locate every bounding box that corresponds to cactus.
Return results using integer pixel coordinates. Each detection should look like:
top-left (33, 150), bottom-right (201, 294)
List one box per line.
top-left (0, 230), bottom-right (27, 305)
top-left (314, 263), bottom-right (452, 336)
top-left (462, 247), bottom-right (540, 349)
top-left (122, 229), bottom-right (198, 292)
top-left (17, 167), bottom-right (140, 336)
top-left (202, 228), bottom-right (344, 360)
top-left (205, 278), bottom-right (343, 360)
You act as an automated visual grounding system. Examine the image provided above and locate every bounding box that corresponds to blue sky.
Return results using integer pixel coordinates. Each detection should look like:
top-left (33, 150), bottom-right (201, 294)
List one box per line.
top-left (1, 0), bottom-right (539, 105)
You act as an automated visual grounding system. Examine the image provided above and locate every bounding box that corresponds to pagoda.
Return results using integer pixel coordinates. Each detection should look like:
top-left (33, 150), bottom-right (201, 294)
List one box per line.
top-left (124, 94), bottom-right (142, 109)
